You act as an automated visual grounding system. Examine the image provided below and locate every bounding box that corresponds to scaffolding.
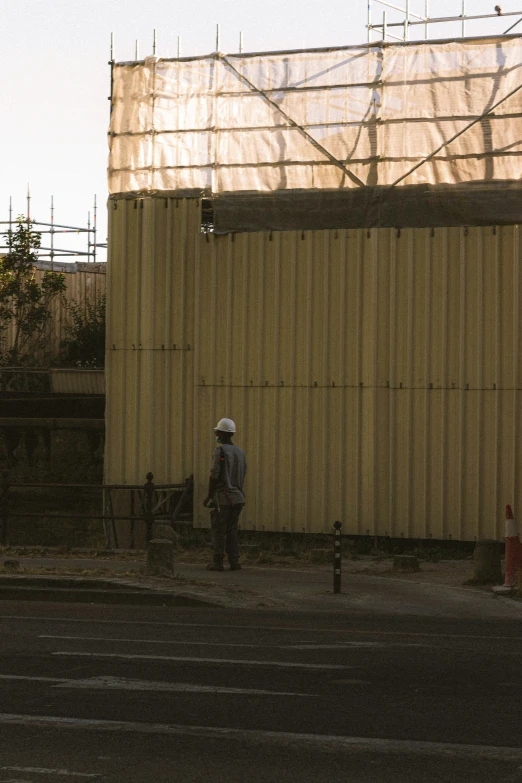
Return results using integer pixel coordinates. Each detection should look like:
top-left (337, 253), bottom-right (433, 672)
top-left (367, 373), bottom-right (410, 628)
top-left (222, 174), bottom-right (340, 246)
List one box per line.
top-left (367, 1), bottom-right (522, 41)
top-left (108, 32), bottom-right (522, 230)
top-left (0, 190), bottom-right (107, 266)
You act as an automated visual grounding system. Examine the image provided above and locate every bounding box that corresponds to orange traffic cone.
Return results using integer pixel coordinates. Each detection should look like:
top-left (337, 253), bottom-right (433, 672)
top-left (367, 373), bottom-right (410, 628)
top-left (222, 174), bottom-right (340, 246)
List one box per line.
top-left (504, 505), bottom-right (522, 587)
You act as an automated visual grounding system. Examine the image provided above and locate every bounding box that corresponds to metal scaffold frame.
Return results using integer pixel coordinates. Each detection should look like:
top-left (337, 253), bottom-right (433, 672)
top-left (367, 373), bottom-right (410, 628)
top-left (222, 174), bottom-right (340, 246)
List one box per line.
top-left (367, 1), bottom-right (522, 41)
top-left (0, 188), bottom-right (107, 267)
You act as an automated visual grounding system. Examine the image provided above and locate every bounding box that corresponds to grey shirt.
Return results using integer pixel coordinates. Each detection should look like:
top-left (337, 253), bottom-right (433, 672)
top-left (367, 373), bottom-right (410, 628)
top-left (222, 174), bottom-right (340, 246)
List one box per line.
top-left (210, 443), bottom-right (247, 506)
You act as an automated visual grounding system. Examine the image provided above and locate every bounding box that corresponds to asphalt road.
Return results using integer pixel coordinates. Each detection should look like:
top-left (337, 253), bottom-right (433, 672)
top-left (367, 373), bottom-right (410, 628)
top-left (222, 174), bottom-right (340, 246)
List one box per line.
top-left (1, 602), bottom-right (522, 782)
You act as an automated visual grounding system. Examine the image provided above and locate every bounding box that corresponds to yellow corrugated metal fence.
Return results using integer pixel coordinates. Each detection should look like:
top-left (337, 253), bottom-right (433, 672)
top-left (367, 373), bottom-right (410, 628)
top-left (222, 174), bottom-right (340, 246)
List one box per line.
top-left (105, 197), bottom-right (522, 540)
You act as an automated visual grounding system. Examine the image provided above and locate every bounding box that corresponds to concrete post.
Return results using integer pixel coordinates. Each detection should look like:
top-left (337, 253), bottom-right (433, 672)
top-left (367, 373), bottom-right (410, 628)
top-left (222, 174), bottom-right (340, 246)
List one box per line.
top-left (143, 472), bottom-right (155, 543)
top-left (472, 540), bottom-right (502, 584)
top-left (333, 521), bottom-right (342, 594)
top-left (146, 538), bottom-right (174, 576)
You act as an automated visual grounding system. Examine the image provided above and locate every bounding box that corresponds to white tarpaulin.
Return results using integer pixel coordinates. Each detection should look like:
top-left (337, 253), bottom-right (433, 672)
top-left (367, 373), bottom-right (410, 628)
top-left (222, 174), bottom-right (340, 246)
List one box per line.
top-left (108, 36), bottom-right (522, 229)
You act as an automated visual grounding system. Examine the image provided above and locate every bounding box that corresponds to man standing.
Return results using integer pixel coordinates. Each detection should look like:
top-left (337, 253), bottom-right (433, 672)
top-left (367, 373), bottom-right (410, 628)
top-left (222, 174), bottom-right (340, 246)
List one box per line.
top-left (203, 418), bottom-right (247, 572)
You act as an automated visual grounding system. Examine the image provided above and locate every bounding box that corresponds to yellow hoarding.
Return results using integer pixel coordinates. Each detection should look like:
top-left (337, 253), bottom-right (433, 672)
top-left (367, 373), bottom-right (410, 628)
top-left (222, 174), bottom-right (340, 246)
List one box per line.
top-left (106, 197), bottom-right (522, 540)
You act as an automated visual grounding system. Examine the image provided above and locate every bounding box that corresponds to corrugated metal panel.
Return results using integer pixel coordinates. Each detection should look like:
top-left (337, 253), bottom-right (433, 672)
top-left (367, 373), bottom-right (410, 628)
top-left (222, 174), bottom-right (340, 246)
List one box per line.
top-left (105, 199), bottom-right (195, 487)
top-left (49, 369), bottom-right (105, 394)
top-left (105, 197), bottom-right (522, 540)
top-left (4, 263), bottom-right (106, 359)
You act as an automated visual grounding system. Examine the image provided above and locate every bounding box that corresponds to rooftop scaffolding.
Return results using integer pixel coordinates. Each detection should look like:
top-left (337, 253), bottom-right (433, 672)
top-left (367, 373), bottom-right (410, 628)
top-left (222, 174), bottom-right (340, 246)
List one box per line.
top-left (367, 1), bottom-right (522, 42)
top-left (107, 31), bottom-right (522, 231)
top-left (0, 190), bottom-right (107, 266)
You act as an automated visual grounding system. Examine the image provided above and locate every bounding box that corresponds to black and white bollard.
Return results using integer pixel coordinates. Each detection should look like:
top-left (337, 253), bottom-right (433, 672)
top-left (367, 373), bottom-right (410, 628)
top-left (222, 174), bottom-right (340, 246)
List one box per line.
top-left (333, 521), bottom-right (342, 593)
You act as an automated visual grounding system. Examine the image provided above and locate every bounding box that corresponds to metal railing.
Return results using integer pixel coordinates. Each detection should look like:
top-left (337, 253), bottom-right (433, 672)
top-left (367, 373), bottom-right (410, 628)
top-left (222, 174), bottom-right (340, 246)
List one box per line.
top-left (0, 472), bottom-right (193, 549)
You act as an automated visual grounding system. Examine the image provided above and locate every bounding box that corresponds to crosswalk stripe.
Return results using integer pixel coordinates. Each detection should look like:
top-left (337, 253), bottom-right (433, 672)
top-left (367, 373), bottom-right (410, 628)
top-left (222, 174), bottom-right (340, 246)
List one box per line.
top-left (0, 714), bottom-right (521, 760)
top-left (3, 615), bottom-right (522, 641)
top-left (0, 767), bottom-right (98, 778)
top-left (40, 635), bottom-right (428, 650)
top-left (0, 674), bottom-right (314, 696)
top-left (52, 652), bottom-right (353, 670)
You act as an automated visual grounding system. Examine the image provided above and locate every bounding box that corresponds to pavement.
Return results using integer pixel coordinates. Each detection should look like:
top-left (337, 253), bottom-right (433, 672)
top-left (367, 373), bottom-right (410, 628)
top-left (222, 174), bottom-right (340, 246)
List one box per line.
top-left (1, 604), bottom-right (522, 781)
top-left (1, 551), bottom-right (521, 619)
top-left (1, 555), bottom-right (522, 781)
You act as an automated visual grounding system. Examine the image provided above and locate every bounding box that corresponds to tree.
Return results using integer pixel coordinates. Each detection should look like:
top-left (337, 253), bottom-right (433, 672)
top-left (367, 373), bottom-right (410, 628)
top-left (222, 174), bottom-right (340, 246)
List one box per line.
top-left (60, 295), bottom-right (106, 368)
top-left (0, 217), bottom-right (66, 366)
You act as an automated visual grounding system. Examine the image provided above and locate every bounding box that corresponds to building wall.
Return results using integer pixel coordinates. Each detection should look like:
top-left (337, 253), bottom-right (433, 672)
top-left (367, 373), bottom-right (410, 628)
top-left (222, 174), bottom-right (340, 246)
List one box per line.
top-left (105, 196), bottom-right (522, 540)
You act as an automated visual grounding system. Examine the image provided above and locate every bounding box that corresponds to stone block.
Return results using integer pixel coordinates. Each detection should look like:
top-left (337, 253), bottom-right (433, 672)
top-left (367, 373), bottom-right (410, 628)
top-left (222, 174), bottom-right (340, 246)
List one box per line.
top-left (146, 539), bottom-right (174, 576)
top-left (472, 540), bottom-right (502, 584)
top-left (151, 524), bottom-right (181, 547)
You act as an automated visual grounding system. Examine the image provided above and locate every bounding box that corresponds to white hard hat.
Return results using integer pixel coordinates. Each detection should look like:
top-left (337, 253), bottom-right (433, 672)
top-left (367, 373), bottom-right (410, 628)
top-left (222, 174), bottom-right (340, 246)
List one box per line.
top-left (214, 417), bottom-right (236, 433)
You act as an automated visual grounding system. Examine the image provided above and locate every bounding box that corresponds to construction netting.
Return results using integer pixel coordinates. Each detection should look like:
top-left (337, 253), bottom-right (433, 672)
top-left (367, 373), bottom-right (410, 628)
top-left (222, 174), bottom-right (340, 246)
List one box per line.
top-left (108, 35), bottom-right (522, 230)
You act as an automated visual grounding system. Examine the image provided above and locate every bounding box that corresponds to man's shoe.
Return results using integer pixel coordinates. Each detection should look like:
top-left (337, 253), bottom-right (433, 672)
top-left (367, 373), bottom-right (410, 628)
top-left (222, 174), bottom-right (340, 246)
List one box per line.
top-left (229, 563), bottom-right (242, 571)
top-left (206, 563), bottom-right (224, 572)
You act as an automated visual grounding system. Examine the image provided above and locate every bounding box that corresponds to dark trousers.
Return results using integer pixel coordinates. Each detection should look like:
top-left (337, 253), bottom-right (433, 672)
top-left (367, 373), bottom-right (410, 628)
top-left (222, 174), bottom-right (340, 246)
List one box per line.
top-left (211, 504), bottom-right (243, 564)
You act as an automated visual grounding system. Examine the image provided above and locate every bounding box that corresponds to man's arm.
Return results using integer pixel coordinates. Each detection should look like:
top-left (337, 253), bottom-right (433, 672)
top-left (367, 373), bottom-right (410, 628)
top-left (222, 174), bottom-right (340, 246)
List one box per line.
top-left (203, 448), bottom-right (223, 507)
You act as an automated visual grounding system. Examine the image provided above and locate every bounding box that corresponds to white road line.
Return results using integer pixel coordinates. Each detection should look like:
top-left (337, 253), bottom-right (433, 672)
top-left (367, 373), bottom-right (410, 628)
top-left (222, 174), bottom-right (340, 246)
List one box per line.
top-left (41, 636), bottom-right (428, 650)
top-left (285, 643), bottom-right (426, 649)
top-left (1, 778), bottom-right (34, 782)
top-left (52, 652), bottom-right (352, 670)
top-left (0, 674), bottom-right (314, 697)
top-left (0, 778), bottom-right (34, 782)
top-left (4, 614), bottom-right (522, 642)
top-left (1, 714), bottom-right (521, 760)
top-left (52, 677), bottom-right (310, 696)
top-left (0, 675), bottom-right (63, 684)
top-left (40, 635), bottom-right (263, 648)
top-left (0, 768), bottom-right (98, 778)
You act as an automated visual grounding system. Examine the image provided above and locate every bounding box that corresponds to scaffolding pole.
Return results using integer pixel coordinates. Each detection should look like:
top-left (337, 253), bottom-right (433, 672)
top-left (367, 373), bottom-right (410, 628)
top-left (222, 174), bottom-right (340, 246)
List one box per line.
top-left (50, 195), bottom-right (54, 270)
top-left (0, 196), bottom-right (105, 264)
top-left (368, 1), bottom-right (522, 41)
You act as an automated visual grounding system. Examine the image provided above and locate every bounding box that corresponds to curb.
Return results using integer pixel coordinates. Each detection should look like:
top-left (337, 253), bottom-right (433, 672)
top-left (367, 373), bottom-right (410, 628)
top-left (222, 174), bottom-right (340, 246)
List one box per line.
top-left (0, 576), bottom-right (143, 590)
top-left (0, 576), bottom-right (219, 608)
top-left (0, 586), bottom-right (218, 607)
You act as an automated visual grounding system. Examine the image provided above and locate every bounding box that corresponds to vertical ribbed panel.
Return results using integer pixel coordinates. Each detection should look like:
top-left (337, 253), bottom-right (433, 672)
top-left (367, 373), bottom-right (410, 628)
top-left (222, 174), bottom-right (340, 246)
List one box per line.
top-left (105, 198), bottom-right (522, 540)
top-left (105, 198), bottom-right (197, 486)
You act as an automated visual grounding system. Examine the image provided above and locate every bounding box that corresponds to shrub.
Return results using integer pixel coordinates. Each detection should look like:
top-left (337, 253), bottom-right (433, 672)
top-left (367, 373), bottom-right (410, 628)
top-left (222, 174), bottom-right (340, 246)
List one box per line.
top-left (0, 218), bottom-right (66, 366)
top-left (60, 295), bottom-right (106, 368)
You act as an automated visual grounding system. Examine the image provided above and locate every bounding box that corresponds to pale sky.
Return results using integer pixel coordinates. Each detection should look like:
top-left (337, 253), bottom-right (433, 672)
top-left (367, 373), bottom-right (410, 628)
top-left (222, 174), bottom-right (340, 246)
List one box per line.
top-left (0, 0), bottom-right (519, 261)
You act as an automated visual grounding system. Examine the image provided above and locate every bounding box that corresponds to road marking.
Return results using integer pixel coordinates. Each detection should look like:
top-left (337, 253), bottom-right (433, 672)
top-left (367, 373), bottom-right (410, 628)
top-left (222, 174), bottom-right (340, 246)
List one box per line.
top-left (37, 635), bottom-right (475, 652)
top-left (41, 635), bottom-right (413, 650)
top-left (52, 652), bottom-right (352, 670)
top-left (0, 778), bottom-right (34, 782)
top-left (0, 768), bottom-right (98, 778)
top-left (0, 675), bottom-right (63, 684)
top-left (0, 674), bottom-right (314, 697)
top-left (4, 614), bottom-right (522, 642)
top-left (285, 643), bottom-right (426, 649)
top-left (40, 635), bottom-right (265, 648)
top-left (287, 643), bottom-right (382, 649)
top-left (330, 679), bottom-right (372, 685)
top-left (52, 676), bottom-right (312, 696)
top-left (1, 714), bottom-right (522, 760)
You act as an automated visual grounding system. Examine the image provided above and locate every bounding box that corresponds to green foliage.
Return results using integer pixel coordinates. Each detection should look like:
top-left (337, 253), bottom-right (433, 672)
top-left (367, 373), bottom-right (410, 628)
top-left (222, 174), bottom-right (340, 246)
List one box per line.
top-left (60, 295), bottom-right (106, 368)
top-left (0, 217), bottom-right (66, 366)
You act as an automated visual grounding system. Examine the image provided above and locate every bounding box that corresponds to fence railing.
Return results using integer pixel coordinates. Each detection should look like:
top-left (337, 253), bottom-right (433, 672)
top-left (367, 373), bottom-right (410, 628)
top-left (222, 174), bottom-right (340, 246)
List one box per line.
top-left (0, 367), bottom-right (105, 394)
top-left (0, 472), bottom-right (193, 549)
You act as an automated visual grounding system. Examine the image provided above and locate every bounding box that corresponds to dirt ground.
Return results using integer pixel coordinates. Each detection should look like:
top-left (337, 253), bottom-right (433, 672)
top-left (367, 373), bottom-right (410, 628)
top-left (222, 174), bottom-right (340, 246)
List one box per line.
top-left (2, 546), bottom-right (519, 611)
top-left (0, 545), bottom-right (481, 587)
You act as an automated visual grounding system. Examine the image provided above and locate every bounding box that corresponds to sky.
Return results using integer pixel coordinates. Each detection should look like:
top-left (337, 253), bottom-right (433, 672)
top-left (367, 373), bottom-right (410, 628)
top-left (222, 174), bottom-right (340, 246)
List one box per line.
top-left (0, 0), bottom-right (519, 262)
